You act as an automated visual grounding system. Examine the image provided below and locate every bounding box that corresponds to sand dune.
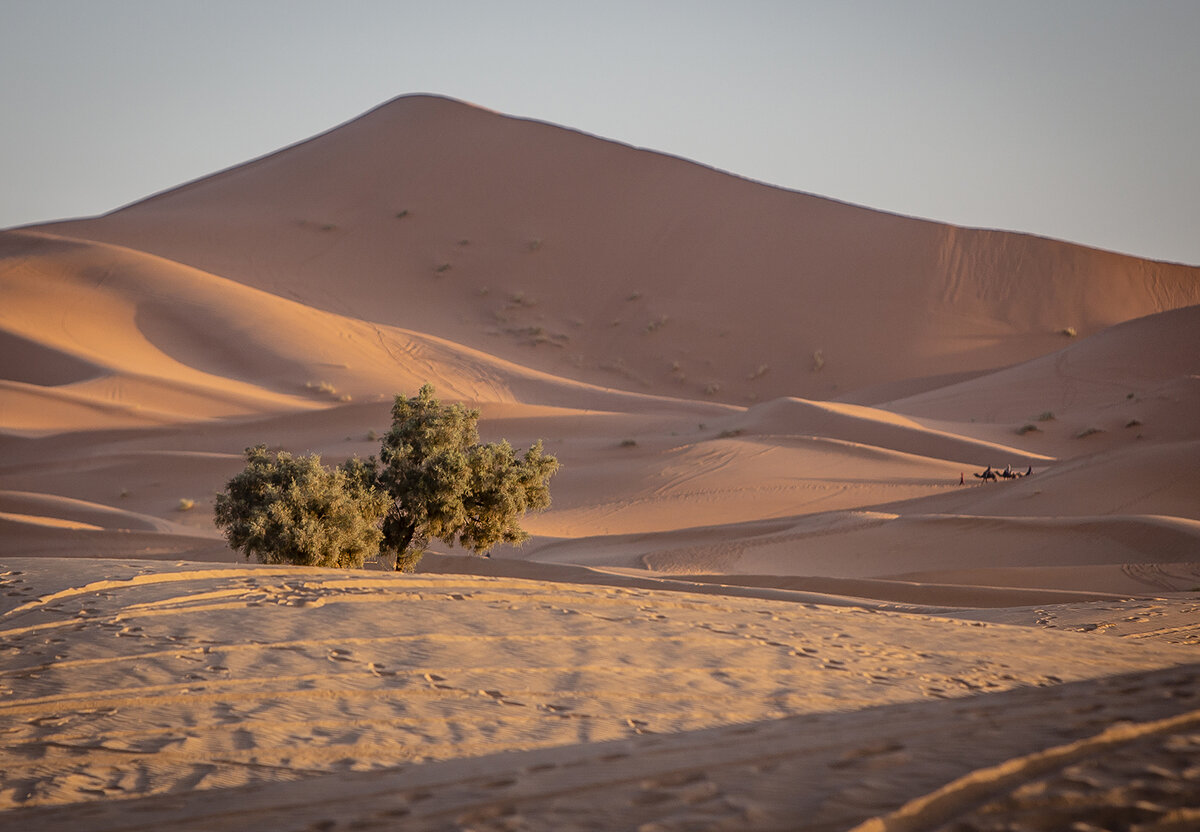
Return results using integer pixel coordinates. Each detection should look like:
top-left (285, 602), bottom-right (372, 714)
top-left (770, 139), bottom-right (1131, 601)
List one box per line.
top-left (3, 95), bottom-right (1199, 828)
top-left (29, 95), bottom-right (1200, 405)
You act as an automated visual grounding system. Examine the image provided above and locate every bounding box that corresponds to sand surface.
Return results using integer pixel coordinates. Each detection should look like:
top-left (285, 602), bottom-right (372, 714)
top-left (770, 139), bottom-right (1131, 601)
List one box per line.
top-left (3, 94), bottom-right (1199, 828)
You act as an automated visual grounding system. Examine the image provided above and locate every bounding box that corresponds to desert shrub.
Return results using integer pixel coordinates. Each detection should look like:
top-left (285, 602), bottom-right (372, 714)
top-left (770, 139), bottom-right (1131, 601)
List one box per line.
top-left (305, 380), bottom-right (337, 396)
top-left (214, 387), bottom-right (558, 572)
top-left (1016, 424), bottom-right (1039, 435)
top-left (214, 446), bottom-right (388, 569)
top-left (373, 385), bottom-right (558, 571)
top-left (644, 315), bottom-right (668, 333)
top-left (177, 498), bottom-right (196, 511)
top-left (1037, 411), bottom-right (1055, 422)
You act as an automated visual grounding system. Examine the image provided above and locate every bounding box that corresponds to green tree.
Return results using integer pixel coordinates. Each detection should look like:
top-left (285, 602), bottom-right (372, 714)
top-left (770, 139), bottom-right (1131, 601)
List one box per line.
top-left (214, 445), bottom-right (388, 568)
top-left (376, 385), bottom-right (559, 571)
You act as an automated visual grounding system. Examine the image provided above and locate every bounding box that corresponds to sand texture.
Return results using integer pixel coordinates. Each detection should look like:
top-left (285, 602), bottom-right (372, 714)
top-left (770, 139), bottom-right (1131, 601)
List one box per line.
top-left (3, 94), bottom-right (1199, 828)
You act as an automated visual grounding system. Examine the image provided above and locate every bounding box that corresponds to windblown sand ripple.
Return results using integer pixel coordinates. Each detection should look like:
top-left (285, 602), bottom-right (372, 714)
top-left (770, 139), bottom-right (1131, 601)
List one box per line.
top-left (1, 560), bottom-right (1197, 829)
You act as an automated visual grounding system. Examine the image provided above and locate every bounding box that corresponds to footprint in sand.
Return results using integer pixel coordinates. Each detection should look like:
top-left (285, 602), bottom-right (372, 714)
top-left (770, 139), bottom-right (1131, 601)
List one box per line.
top-left (424, 672), bottom-right (453, 689)
top-left (634, 771), bottom-right (720, 807)
top-left (828, 740), bottom-right (906, 769)
top-left (479, 688), bottom-right (526, 706)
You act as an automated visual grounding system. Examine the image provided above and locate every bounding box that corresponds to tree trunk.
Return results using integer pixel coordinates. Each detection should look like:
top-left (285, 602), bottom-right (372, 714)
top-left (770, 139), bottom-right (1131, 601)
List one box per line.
top-left (392, 523), bottom-right (416, 571)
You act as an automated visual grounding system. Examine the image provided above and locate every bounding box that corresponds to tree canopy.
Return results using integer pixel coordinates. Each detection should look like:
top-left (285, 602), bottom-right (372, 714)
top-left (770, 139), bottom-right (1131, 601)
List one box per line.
top-left (214, 386), bottom-right (559, 571)
top-left (375, 385), bottom-right (559, 571)
top-left (214, 446), bottom-right (389, 569)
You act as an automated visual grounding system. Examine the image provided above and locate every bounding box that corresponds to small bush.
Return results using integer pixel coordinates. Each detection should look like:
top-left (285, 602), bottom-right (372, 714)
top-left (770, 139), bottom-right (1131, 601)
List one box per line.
top-left (812, 350), bottom-right (825, 372)
top-left (1125, 419), bottom-right (1142, 428)
top-left (395, 209), bottom-right (409, 219)
top-left (1016, 424), bottom-right (1039, 435)
top-left (619, 439), bottom-right (638, 448)
top-left (717, 429), bottom-right (744, 439)
top-left (644, 315), bottom-right (668, 333)
top-left (1037, 411), bottom-right (1055, 422)
top-left (748, 364), bottom-right (769, 380)
top-left (177, 498), bottom-right (195, 512)
top-left (305, 380), bottom-right (337, 396)
top-left (1076, 427), bottom-right (1103, 439)
top-left (1060, 327), bottom-right (1077, 337)
top-left (434, 263), bottom-right (451, 274)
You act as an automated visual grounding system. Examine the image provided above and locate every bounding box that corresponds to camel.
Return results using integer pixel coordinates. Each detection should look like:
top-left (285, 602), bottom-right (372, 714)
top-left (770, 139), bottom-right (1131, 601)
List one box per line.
top-left (974, 464), bottom-right (1034, 482)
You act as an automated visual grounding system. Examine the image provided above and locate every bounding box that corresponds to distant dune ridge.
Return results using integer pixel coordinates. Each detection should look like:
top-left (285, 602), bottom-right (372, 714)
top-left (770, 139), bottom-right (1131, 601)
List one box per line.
top-left (2, 94), bottom-right (1199, 829)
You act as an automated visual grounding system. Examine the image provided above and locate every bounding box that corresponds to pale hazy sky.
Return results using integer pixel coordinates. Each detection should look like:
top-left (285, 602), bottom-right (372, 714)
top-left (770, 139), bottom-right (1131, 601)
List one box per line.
top-left (3, 1), bottom-right (1198, 265)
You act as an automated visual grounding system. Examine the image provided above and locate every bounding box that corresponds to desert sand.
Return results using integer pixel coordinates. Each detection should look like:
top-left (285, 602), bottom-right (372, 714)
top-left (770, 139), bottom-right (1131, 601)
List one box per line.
top-left (2, 94), bottom-right (1198, 829)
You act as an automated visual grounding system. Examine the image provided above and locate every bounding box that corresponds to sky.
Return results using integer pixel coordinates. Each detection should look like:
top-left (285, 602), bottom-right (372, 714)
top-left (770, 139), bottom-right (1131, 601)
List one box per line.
top-left (3, 1), bottom-right (1199, 265)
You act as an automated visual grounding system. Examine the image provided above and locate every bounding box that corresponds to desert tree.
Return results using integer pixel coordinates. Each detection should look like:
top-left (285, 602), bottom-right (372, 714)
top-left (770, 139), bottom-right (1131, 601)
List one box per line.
top-left (375, 385), bottom-right (558, 571)
top-left (214, 445), bottom-right (388, 569)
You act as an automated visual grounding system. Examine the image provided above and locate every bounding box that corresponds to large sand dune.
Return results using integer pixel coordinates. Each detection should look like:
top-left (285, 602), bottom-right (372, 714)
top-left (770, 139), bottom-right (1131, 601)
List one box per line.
top-left (3, 95), bottom-right (1199, 828)
top-left (31, 95), bottom-right (1200, 405)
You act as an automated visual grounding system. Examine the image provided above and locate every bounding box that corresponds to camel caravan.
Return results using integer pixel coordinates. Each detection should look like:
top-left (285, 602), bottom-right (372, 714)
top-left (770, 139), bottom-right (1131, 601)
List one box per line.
top-left (966, 464), bottom-right (1034, 484)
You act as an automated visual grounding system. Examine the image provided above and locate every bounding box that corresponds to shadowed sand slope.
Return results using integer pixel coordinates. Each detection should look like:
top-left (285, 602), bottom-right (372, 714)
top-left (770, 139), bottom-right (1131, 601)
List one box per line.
top-left (30, 94), bottom-right (1200, 405)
